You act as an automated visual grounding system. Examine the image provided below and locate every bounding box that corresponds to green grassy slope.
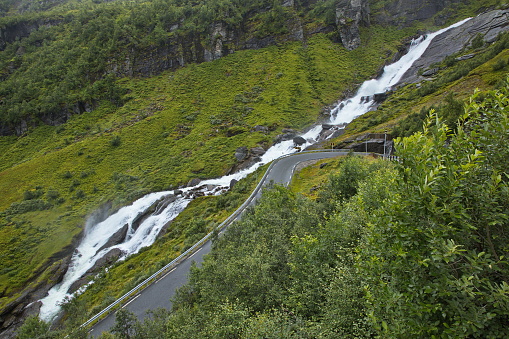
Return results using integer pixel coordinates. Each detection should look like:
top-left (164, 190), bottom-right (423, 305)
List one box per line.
top-left (0, 30), bottom-right (410, 313)
top-left (0, 0), bottom-right (503, 324)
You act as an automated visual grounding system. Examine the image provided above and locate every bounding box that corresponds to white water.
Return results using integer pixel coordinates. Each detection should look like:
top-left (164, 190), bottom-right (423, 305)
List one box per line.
top-left (39, 18), bottom-right (470, 321)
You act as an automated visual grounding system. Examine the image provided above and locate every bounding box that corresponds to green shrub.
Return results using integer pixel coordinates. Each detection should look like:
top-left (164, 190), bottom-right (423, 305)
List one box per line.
top-left (110, 135), bottom-right (121, 147)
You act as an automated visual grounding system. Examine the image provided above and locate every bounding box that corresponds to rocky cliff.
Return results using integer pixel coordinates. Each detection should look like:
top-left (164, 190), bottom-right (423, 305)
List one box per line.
top-left (372, 0), bottom-right (466, 27)
top-left (336, 0), bottom-right (370, 50)
top-left (0, 0), bottom-right (492, 136)
top-left (399, 8), bottom-right (509, 84)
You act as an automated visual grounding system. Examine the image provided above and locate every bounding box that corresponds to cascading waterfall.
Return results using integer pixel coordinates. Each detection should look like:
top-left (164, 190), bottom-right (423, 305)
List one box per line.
top-left (39, 17), bottom-right (471, 322)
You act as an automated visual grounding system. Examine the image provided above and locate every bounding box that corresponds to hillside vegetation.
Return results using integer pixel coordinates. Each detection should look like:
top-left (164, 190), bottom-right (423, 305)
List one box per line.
top-left (94, 79), bottom-right (508, 338)
top-left (0, 0), bottom-right (506, 335)
top-left (21, 79), bottom-right (509, 337)
top-left (0, 0), bottom-right (425, 318)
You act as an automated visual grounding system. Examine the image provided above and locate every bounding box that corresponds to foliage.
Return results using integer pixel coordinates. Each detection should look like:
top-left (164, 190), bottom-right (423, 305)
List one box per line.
top-left (15, 316), bottom-right (54, 339)
top-left (0, 7), bottom-right (411, 314)
top-left (98, 82), bottom-right (509, 338)
top-left (359, 86), bottom-right (509, 337)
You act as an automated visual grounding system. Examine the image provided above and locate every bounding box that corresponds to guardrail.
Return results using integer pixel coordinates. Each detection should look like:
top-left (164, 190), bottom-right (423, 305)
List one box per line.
top-left (80, 150), bottom-right (303, 329)
top-left (79, 149), bottom-right (368, 330)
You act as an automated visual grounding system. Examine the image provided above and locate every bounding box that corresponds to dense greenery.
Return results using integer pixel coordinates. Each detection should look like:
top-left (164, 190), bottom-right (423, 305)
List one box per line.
top-left (79, 81), bottom-right (509, 338)
top-left (0, 2), bottom-right (415, 315)
top-left (1, 0), bottom-right (506, 334)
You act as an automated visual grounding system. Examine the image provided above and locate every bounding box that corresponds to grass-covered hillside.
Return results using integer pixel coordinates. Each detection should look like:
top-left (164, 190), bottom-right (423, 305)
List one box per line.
top-left (22, 80), bottom-right (509, 337)
top-left (0, 0), bottom-right (505, 333)
top-left (0, 1), bottom-right (420, 320)
top-left (86, 78), bottom-right (508, 339)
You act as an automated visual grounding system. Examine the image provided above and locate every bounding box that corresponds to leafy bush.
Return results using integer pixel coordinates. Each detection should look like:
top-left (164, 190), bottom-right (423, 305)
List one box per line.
top-left (110, 135), bottom-right (121, 147)
top-left (7, 199), bottom-right (52, 214)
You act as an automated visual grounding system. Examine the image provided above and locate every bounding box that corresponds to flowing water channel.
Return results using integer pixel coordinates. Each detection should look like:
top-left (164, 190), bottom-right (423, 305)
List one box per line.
top-left (39, 17), bottom-right (471, 321)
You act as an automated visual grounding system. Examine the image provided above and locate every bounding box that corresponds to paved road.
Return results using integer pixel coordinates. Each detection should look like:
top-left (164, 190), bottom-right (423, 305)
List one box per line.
top-left (89, 151), bottom-right (347, 337)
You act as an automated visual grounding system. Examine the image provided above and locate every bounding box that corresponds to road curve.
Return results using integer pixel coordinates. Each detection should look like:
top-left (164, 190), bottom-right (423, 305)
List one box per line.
top-left (89, 150), bottom-right (350, 337)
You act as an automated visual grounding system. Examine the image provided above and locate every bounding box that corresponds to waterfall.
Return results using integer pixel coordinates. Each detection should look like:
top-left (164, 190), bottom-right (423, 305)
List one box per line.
top-left (39, 17), bottom-right (471, 322)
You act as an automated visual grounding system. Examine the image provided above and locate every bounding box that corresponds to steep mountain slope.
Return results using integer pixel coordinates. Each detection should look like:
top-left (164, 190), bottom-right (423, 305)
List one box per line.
top-left (0, 0), bottom-right (505, 336)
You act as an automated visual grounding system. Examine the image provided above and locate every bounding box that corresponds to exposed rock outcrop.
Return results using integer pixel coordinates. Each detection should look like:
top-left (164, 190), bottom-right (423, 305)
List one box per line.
top-left (399, 9), bottom-right (509, 85)
top-left (0, 18), bottom-right (63, 51)
top-left (67, 248), bottom-right (123, 294)
top-left (97, 224), bottom-right (128, 253)
top-left (335, 0), bottom-right (370, 50)
top-left (371, 0), bottom-right (464, 27)
top-left (230, 145), bottom-right (267, 172)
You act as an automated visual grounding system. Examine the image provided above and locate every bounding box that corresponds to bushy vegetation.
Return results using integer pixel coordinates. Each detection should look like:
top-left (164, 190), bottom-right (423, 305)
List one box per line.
top-left (2, 0), bottom-right (506, 333)
top-left (0, 6), bottom-right (412, 314)
top-left (82, 80), bottom-right (509, 338)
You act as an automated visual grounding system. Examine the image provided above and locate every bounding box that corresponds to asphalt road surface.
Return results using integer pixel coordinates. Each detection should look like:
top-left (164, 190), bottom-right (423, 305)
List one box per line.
top-left (89, 150), bottom-right (348, 337)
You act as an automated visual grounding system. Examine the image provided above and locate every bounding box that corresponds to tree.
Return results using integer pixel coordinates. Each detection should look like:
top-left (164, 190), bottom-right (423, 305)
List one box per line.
top-left (16, 316), bottom-right (52, 339)
top-left (110, 309), bottom-right (139, 339)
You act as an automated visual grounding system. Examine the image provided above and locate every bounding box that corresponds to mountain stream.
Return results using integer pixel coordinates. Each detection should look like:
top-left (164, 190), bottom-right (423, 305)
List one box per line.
top-left (39, 17), bottom-right (471, 321)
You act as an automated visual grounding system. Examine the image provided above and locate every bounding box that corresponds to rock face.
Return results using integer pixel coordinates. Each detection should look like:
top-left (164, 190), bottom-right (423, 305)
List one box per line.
top-left (0, 18), bottom-right (63, 51)
top-left (372, 0), bottom-right (464, 27)
top-left (335, 0), bottom-right (370, 50)
top-left (399, 9), bottom-right (509, 85)
top-left (0, 234), bottom-right (80, 338)
top-left (231, 145), bottom-right (267, 172)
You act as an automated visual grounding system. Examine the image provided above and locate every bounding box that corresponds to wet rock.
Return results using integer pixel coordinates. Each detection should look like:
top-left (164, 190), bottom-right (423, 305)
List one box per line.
top-left (293, 136), bottom-right (307, 145)
top-left (98, 224), bottom-right (128, 253)
top-left (373, 92), bottom-right (389, 103)
top-left (68, 248), bottom-right (123, 294)
top-left (234, 146), bottom-right (248, 161)
top-left (153, 195), bottom-right (178, 215)
top-left (250, 146), bottom-right (266, 156)
top-left (399, 9), bottom-right (509, 85)
top-left (275, 129), bottom-right (298, 143)
top-left (188, 178), bottom-right (201, 187)
top-left (174, 189), bottom-right (183, 196)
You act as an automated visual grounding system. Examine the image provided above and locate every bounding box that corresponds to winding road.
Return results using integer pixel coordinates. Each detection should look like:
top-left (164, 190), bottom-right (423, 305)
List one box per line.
top-left (88, 150), bottom-right (351, 336)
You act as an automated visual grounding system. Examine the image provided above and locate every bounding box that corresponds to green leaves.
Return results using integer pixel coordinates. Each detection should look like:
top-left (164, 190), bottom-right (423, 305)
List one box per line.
top-left (359, 85), bottom-right (509, 337)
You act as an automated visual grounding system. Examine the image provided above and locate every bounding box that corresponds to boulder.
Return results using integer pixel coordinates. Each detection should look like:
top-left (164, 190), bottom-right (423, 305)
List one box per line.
top-left (421, 67), bottom-right (439, 76)
top-left (456, 53), bottom-right (475, 61)
top-left (373, 92), bottom-right (389, 103)
top-left (153, 195), bottom-right (178, 215)
top-left (293, 136), bottom-right (307, 145)
top-left (230, 179), bottom-right (238, 188)
top-left (253, 125), bottom-right (269, 133)
top-left (97, 224), bottom-right (128, 253)
top-left (234, 146), bottom-right (248, 161)
top-left (188, 178), bottom-right (201, 187)
top-left (250, 146), bottom-right (266, 156)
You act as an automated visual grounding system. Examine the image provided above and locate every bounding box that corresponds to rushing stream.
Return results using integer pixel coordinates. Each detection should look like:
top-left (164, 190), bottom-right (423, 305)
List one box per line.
top-left (39, 17), bottom-right (471, 321)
